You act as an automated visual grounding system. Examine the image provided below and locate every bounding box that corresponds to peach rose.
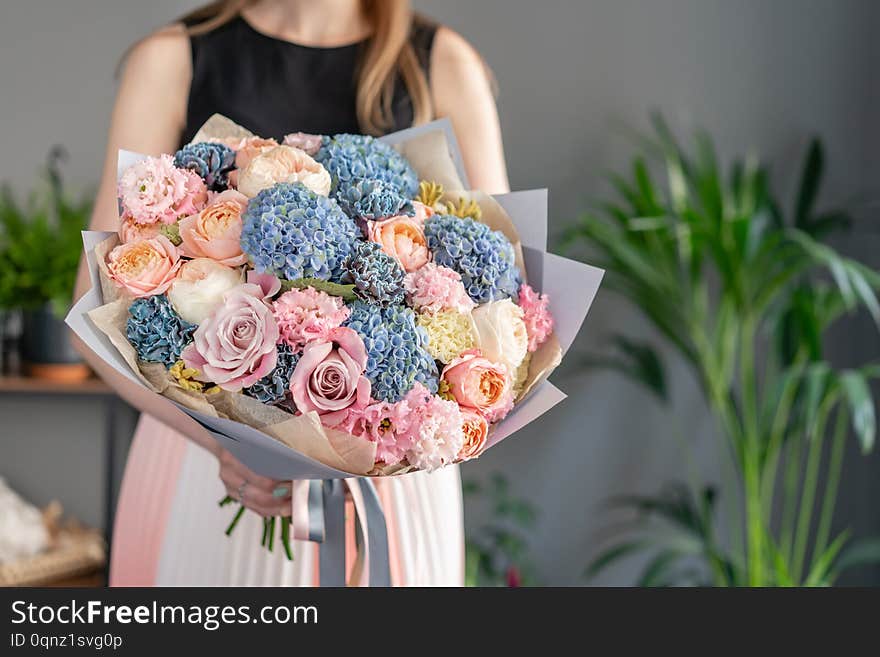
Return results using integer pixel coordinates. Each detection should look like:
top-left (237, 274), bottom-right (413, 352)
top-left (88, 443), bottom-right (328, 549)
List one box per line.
top-left (106, 235), bottom-right (181, 298)
top-left (178, 189), bottom-right (248, 266)
top-left (236, 145), bottom-right (331, 198)
top-left (367, 215), bottom-right (430, 273)
top-left (458, 409), bottom-right (489, 460)
top-left (229, 136), bottom-right (279, 170)
top-left (441, 349), bottom-right (514, 422)
top-left (118, 216), bottom-right (160, 243)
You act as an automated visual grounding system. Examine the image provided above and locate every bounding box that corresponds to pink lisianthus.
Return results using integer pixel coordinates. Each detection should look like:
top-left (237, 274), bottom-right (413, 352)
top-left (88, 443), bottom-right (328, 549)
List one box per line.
top-left (441, 349), bottom-right (514, 422)
top-left (289, 327), bottom-right (371, 424)
top-left (404, 262), bottom-right (476, 315)
top-left (402, 384), bottom-right (465, 472)
top-left (327, 397), bottom-right (417, 466)
top-left (178, 189), bottom-right (249, 266)
top-left (272, 287), bottom-right (350, 350)
top-left (518, 283), bottom-right (554, 352)
top-left (367, 214), bottom-right (430, 273)
top-left (118, 216), bottom-right (160, 243)
top-left (181, 283), bottom-right (279, 391)
top-left (282, 132), bottom-right (323, 156)
top-left (106, 235), bottom-right (181, 298)
top-left (118, 155), bottom-right (207, 225)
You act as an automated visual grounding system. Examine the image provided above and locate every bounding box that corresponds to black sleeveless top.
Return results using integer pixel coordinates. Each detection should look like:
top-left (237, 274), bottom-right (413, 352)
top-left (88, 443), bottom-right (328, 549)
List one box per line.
top-left (180, 15), bottom-right (437, 146)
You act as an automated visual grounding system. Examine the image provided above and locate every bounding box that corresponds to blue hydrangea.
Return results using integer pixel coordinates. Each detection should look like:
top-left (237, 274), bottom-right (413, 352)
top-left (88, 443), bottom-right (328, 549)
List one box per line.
top-left (424, 214), bottom-right (522, 303)
top-left (344, 241), bottom-right (406, 307)
top-left (126, 295), bottom-right (196, 368)
top-left (336, 178), bottom-right (414, 221)
top-left (240, 182), bottom-right (362, 282)
top-left (343, 301), bottom-right (438, 402)
top-left (243, 344), bottom-right (300, 405)
top-left (315, 134), bottom-right (419, 201)
top-left (173, 142), bottom-right (236, 191)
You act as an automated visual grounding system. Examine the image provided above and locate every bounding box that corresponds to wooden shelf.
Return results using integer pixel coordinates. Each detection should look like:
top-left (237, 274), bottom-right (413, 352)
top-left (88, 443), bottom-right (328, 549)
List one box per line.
top-left (0, 375), bottom-right (112, 395)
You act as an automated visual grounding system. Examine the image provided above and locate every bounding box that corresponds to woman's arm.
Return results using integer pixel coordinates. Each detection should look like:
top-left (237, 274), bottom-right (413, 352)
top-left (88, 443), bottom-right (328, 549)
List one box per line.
top-left (430, 27), bottom-right (510, 195)
top-left (71, 26), bottom-right (219, 454)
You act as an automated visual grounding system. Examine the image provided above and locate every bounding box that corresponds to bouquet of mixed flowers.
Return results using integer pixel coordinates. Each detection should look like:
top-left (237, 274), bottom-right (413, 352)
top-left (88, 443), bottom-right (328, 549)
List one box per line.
top-left (68, 115), bottom-right (601, 583)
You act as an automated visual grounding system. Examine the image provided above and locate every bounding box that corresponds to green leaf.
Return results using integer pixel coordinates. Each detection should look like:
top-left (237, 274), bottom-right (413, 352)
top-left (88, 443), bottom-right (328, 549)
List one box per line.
top-left (280, 277), bottom-right (357, 300)
top-left (585, 540), bottom-right (652, 578)
top-left (805, 530), bottom-right (850, 586)
top-left (794, 139), bottom-right (823, 231)
top-left (638, 550), bottom-right (683, 587)
top-left (581, 336), bottom-right (667, 402)
top-left (839, 370), bottom-right (876, 452)
top-left (833, 536), bottom-right (880, 574)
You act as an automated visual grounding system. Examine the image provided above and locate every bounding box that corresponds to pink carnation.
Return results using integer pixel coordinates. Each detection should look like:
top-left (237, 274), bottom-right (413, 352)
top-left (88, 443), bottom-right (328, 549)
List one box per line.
top-left (403, 384), bottom-right (465, 472)
top-left (272, 287), bottom-right (351, 350)
top-left (518, 283), bottom-right (554, 352)
top-left (118, 155), bottom-right (208, 225)
top-left (404, 263), bottom-right (476, 315)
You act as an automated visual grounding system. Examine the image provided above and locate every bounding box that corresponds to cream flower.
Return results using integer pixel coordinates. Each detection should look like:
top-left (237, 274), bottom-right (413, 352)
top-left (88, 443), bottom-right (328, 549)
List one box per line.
top-left (236, 145), bottom-right (331, 198)
top-left (417, 310), bottom-right (477, 364)
top-left (472, 299), bottom-right (529, 374)
top-left (167, 258), bottom-right (242, 324)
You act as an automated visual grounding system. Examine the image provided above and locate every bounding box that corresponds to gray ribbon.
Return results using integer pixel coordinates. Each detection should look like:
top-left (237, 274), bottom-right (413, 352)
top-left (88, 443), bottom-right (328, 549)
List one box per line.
top-left (319, 479), bottom-right (346, 587)
top-left (316, 478), bottom-right (390, 587)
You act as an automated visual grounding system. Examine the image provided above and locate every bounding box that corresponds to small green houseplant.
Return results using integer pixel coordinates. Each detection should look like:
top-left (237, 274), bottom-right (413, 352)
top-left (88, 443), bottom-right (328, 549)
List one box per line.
top-left (566, 116), bottom-right (880, 586)
top-left (0, 148), bottom-right (93, 373)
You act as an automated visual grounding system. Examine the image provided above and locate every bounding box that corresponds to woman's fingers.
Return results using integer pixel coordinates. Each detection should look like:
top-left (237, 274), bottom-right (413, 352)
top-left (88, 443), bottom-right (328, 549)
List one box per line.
top-left (217, 448), bottom-right (292, 517)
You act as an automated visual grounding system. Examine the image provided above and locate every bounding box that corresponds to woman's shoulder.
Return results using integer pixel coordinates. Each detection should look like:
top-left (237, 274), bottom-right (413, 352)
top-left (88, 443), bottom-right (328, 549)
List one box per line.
top-left (123, 23), bottom-right (190, 78)
top-left (429, 25), bottom-right (488, 86)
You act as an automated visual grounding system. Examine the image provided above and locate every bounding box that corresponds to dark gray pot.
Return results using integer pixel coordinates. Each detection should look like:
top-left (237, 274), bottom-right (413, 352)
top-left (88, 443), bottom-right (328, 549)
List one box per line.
top-left (21, 304), bottom-right (81, 365)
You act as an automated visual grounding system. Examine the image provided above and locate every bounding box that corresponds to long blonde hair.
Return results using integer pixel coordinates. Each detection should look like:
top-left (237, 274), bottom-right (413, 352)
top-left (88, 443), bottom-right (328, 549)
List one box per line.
top-left (178, 0), bottom-right (432, 135)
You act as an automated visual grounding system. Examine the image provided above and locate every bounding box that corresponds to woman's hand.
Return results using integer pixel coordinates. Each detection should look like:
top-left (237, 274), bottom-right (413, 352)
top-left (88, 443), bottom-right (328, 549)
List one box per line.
top-left (217, 448), bottom-right (292, 517)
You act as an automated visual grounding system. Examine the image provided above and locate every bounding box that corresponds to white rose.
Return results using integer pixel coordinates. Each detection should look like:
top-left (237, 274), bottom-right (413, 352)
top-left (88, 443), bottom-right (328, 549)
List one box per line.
top-left (167, 258), bottom-right (242, 324)
top-left (472, 298), bottom-right (529, 374)
top-left (236, 145), bottom-right (331, 198)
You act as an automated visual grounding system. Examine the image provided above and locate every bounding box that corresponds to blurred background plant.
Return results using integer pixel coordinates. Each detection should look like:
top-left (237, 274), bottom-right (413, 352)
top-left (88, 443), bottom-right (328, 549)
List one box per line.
top-left (0, 147), bottom-right (93, 378)
top-left (566, 115), bottom-right (880, 586)
top-left (464, 473), bottom-right (539, 586)
top-left (0, 147), bottom-right (92, 318)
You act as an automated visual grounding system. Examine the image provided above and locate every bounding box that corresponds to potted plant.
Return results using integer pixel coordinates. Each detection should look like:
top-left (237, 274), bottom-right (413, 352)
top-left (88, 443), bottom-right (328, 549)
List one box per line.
top-left (0, 148), bottom-right (93, 381)
top-left (565, 116), bottom-right (880, 585)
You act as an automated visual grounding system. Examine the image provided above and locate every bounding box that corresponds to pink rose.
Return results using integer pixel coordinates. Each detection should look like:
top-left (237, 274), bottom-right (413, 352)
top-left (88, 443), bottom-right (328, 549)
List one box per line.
top-left (118, 216), bottom-right (160, 243)
top-left (181, 284), bottom-right (279, 391)
top-left (236, 145), bottom-right (331, 198)
top-left (118, 154), bottom-right (208, 225)
top-left (441, 349), bottom-right (514, 422)
top-left (106, 235), bottom-right (181, 298)
top-left (282, 132), bottom-right (323, 156)
top-left (458, 409), bottom-right (489, 460)
top-left (290, 327), bottom-right (371, 424)
top-left (367, 215), bottom-right (430, 273)
top-left (178, 189), bottom-right (248, 266)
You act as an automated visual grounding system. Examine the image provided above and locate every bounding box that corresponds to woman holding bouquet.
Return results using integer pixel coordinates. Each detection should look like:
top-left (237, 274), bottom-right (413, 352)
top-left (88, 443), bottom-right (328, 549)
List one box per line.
top-left (74, 0), bottom-right (509, 586)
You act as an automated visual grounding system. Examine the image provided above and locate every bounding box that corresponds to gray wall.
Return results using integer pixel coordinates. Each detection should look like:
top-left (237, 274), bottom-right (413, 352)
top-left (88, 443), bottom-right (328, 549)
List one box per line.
top-left (2, 0), bottom-right (878, 585)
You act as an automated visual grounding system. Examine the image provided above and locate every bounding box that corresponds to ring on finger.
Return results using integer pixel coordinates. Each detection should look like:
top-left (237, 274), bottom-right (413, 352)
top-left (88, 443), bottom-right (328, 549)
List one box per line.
top-left (237, 480), bottom-right (249, 505)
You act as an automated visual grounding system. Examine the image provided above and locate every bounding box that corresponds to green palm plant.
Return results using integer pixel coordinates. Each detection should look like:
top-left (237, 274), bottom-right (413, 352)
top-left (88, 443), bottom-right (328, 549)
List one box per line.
top-left (566, 115), bottom-right (880, 586)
